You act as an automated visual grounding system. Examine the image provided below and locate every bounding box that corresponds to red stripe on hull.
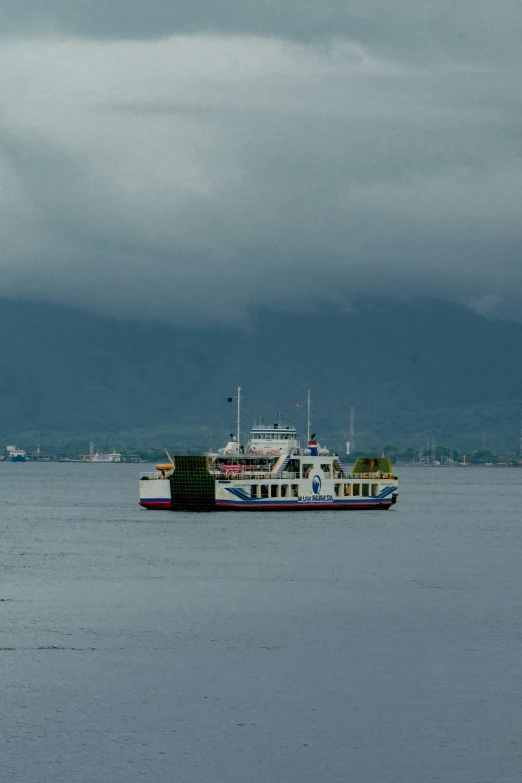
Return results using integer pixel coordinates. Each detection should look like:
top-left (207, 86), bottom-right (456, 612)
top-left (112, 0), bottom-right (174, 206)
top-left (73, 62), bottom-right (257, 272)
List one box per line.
top-left (140, 500), bottom-right (396, 511)
top-left (215, 502), bottom-right (393, 511)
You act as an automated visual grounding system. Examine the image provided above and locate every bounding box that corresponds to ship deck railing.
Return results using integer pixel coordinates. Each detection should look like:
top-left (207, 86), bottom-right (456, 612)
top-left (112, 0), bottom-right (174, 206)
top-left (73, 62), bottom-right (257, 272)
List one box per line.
top-left (349, 471), bottom-right (397, 480)
top-left (212, 470), bottom-right (348, 480)
top-left (139, 470), bottom-right (304, 481)
top-left (211, 470), bottom-right (302, 480)
top-left (141, 469), bottom-right (397, 481)
top-left (211, 471), bottom-right (395, 481)
top-left (140, 471), bottom-right (172, 480)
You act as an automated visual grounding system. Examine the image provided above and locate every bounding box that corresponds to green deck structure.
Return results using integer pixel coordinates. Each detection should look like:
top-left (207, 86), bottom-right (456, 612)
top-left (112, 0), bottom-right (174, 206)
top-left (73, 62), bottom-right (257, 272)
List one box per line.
top-left (351, 457), bottom-right (394, 476)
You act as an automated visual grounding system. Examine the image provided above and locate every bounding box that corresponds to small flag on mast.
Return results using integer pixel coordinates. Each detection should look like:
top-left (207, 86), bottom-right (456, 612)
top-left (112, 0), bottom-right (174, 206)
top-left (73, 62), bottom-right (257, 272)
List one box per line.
top-left (295, 402), bottom-right (302, 407)
top-left (227, 397), bottom-right (233, 402)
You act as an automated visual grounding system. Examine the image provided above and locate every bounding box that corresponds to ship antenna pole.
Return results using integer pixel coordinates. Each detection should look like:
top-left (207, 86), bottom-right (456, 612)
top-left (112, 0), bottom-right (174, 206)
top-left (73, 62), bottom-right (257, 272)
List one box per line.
top-left (307, 389), bottom-right (311, 443)
top-left (237, 386), bottom-right (241, 455)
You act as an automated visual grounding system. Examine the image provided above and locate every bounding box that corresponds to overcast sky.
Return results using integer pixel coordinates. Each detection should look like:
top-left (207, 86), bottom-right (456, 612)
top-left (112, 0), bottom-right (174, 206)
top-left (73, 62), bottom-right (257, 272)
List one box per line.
top-left (1, 1), bottom-right (521, 324)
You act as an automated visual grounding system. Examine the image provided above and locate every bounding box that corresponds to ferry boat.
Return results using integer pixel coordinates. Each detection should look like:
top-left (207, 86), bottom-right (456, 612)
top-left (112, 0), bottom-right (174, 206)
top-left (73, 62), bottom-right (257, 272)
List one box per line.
top-left (7, 446), bottom-right (27, 462)
top-left (139, 400), bottom-right (398, 512)
top-left (87, 451), bottom-right (121, 463)
top-left (82, 443), bottom-right (121, 462)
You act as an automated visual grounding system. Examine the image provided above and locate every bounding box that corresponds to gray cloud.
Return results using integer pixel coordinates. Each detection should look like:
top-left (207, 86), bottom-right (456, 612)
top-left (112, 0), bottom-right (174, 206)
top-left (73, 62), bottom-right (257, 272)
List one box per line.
top-left (1, 7), bottom-right (522, 324)
top-left (2, 1), bottom-right (522, 65)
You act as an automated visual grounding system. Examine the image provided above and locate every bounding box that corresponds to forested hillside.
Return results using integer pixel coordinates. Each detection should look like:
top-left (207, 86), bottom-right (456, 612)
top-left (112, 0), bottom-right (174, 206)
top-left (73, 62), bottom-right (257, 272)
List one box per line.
top-left (1, 298), bottom-right (521, 454)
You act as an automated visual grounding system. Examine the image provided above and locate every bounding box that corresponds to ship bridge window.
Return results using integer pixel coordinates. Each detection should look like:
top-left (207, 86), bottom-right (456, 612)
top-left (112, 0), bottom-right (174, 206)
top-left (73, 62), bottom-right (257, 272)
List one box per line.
top-left (302, 463), bottom-right (313, 478)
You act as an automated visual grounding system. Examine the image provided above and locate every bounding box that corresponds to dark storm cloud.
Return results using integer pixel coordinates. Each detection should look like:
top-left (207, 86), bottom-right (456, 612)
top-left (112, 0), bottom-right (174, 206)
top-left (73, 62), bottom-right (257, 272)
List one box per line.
top-left (2, 0), bottom-right (522, 65)
top-left (1, 2), bottom-right (522, 324)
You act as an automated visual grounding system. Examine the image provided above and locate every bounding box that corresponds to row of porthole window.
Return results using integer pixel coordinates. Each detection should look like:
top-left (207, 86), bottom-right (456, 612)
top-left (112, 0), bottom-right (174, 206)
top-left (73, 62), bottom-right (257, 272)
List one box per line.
top-left (335, 483), bottom-right (380, 497)
top-left (250, 483), bottom-right (380, 499)
top-left (251, 484), bottom-right (298, 498)
top-left (251, 433), bottom-right (294, 440)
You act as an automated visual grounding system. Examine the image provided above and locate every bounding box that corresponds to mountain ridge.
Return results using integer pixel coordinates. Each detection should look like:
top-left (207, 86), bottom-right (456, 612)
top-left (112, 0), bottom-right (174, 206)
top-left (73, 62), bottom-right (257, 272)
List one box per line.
top-left (1, 297), bottom-right (521, 453)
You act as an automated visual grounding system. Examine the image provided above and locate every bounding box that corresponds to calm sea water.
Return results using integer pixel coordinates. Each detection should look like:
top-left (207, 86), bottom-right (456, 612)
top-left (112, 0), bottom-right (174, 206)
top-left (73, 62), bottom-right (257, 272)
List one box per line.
top-left (1, 464), bottom-right (521, 782)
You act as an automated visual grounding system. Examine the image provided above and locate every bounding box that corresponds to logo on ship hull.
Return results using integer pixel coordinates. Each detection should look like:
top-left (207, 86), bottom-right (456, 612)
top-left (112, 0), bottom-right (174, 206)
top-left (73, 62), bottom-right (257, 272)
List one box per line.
top-left (298, 473), bottom-right (333, 503)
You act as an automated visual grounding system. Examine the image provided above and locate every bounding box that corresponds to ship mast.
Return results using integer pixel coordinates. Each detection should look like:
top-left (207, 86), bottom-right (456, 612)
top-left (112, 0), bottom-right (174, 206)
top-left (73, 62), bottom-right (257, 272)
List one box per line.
top-left (237, 386), bottom-right (241, 454)
top-left (307, 389), bottom-right (311, 443)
